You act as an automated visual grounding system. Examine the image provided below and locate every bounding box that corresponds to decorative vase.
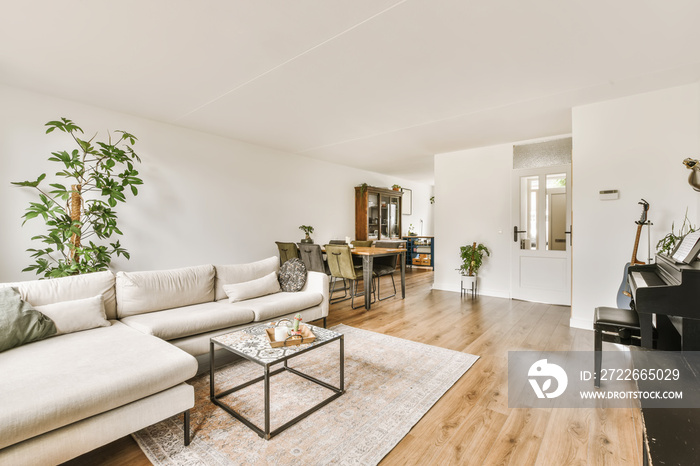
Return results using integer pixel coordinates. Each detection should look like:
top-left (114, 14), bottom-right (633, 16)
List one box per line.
top-left (301, 234), bottom-right (313, 244)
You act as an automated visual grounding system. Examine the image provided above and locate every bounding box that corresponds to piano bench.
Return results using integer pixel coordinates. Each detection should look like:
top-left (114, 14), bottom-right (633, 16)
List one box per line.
top-left (594, 306), bottom-right (642, 388)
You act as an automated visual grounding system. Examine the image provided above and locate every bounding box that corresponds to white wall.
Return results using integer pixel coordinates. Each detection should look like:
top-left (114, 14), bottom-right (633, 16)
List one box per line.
top-left (433, 144), bottom-right (512, 298)
top-left (0, 85), bottom-right (432, 282)
top-left (434, 83), bottom-right (700, 327)
top-left (571, 83), bottom-right (700, 329)
top-left (402, 183), bottom-right (434, 239)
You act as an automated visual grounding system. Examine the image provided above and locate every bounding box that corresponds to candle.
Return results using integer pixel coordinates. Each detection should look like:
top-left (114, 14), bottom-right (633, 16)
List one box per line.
top-left (274, 325), bottom-right (289, 341)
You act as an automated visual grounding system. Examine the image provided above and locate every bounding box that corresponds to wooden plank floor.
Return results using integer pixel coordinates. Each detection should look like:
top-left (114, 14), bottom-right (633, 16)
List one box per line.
top-left (63, 268), bottom-right (643, 465)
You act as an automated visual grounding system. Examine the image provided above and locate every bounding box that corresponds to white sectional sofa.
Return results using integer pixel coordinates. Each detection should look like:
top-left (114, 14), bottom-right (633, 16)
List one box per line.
top-left (0, 256), bottom-right (329, 465)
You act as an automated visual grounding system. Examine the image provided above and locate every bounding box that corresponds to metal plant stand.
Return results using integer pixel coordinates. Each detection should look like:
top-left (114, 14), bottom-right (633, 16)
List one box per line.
top-left (461, 276), bottom-right (477, 299)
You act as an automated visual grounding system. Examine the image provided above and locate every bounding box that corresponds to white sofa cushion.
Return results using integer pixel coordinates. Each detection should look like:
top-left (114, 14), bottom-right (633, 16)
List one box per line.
top-left (119, 301), bottom-right (255, 341)
top-left (116, 264), bottom-right (215, 318)
top-left (214, 256), bottom-right (279, 301)
top-left (228, 291), bottom-right (324, 322)
top-left (0, 383), bottom-right (193, 466)
top-left (3, 270), bottom-right (117, 320)
top-left (35, 294), bottom-right (110, 336)
top-left (223, 271), bottom-right (280, 303)
top-left (169, 306), bottom-right (326, 356)
top-left (0, 321), bottom-right (197, 450)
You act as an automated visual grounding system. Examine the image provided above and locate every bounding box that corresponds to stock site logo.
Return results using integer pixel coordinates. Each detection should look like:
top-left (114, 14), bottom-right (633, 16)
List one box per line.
top-left (528, 359), bottom-right (568, 399)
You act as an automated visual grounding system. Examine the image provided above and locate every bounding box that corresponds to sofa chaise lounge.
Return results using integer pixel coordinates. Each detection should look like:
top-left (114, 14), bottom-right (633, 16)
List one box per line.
top-left (0, 256), bottom-right (329, 465)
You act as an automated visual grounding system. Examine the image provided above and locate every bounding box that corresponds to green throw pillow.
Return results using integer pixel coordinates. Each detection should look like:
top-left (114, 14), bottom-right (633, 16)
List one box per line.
top-left (0, 287), bottom-right (57, 352)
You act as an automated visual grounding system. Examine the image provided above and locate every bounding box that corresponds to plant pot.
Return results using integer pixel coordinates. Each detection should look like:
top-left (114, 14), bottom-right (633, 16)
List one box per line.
top-left (460, 275), bottom-right (478, 298)
top-left (461, 275), bottom-right (477, 284)
top-left (300, 234), bottom-right (313, 244)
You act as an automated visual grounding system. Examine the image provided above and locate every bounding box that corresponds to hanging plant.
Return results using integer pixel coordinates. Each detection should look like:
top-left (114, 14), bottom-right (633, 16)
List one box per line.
top-left (357, 182), bottom-right (369, 196)
top-left (12, 118), bottom-right (143, 277)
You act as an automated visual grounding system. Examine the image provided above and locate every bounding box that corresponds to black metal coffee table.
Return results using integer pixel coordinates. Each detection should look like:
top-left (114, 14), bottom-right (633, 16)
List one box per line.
top-left (209, 323), bottom-right (344, 440)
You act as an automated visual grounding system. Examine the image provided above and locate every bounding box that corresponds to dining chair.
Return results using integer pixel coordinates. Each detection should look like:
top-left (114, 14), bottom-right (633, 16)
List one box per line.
top-left (297, 243), bottom-right (348, 296)
top-left (328, 239), bottom-right (347, 245)
top-left (373, 240), bottom-right (402, 300)
top-left (299, 243), bottom-right (344, 298)
top-left (349, 240), bottom-right (374, 268)
top-left (275, 242), bottom-right (299, 266)
top-left (297, 243), bottom-right (329, 274)
top-left (324, 244), bottom-right (375, 309)
top-left (351, 240), bottom-right (373, 247)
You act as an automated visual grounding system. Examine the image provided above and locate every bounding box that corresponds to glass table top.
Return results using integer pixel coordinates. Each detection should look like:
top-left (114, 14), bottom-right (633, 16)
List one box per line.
top-left (211, 323), bottom-right (342, 365)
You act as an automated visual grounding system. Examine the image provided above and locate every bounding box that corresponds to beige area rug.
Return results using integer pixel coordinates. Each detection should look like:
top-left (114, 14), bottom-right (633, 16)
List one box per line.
top-left (133, 325), bottom-right (479, 465)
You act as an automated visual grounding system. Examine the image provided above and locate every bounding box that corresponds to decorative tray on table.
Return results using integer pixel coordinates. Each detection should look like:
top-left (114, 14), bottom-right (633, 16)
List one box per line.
top-left (265, 324), bottom-right (316, 348)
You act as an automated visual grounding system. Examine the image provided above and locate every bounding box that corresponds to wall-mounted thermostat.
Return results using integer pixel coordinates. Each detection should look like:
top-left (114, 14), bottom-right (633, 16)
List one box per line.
top-left (599, 189), bottom-right (619, 200)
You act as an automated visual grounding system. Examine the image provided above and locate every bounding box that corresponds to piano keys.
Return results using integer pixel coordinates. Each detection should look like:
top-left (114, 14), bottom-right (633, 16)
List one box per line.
top-left (628, 253), bottom-right (700, 351)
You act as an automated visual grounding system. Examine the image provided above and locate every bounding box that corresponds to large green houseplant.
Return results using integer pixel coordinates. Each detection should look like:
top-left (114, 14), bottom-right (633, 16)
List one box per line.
top-left (458, 242), bottom-right (490, 276)
top-left (12, 118), bottom-right (143, 278)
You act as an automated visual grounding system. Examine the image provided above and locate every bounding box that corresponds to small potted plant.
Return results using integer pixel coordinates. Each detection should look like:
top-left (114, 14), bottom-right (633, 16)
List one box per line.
top-left (357, 182), bottom-right (369, 196)
top-left (458, 242), bottom-right (490, 297)
top-left (458, 242), bottom-right (490, 276)
top-left (392, 184), bottom-right (401, 191)
top-left (407, 224), bottom-right (418, 236)
top-left (299, 225), bottom-right (314, 244)
top-left (656, 208), bottom-right (696, 255)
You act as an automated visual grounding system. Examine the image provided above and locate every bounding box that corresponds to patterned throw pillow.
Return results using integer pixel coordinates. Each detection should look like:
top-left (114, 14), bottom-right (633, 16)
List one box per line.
top-left (278, 258), bottom-right (307, 292)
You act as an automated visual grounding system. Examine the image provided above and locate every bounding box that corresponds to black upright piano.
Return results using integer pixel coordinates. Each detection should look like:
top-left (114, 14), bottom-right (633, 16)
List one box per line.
top-left (628, 254), bottom-right (700, 465)
top-left (628, 253), bottom-right (700, 351)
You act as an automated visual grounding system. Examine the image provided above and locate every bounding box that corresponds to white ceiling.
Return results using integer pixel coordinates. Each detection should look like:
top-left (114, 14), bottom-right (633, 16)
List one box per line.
top-left (2, 0), bottom-right (700, 184)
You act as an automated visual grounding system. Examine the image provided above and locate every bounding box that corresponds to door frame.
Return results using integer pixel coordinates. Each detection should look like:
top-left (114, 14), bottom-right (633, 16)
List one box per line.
top-left (511, 164), bottom-right (572, 305)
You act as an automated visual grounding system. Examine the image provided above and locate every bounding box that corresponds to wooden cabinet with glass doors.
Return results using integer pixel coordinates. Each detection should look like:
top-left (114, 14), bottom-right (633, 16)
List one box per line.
top-left (354, 186), bottom-right (403, 241)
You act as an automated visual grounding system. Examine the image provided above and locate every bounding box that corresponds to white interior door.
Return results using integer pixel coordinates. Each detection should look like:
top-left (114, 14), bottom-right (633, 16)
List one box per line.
top-left (511, 165), bottom-right (572, 305)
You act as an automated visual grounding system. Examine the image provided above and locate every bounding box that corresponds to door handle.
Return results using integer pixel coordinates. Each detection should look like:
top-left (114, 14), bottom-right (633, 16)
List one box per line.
top-left (565, 225), bottom-right (572, 246)
top-left (513, 226), bottom-right (526, 242)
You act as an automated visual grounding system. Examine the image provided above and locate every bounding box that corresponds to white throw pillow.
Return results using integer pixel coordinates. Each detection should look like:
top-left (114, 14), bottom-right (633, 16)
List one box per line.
top-left (223, 272), bottom-right (281, 303)
top-left (214, 257), bottom-right (279, 301)
top-left (35, 294), bottom-right (110, 336)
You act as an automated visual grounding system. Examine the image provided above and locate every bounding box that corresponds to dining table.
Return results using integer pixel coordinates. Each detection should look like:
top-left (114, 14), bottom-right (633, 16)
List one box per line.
top-left (350, 246), bottom-right (406, 310)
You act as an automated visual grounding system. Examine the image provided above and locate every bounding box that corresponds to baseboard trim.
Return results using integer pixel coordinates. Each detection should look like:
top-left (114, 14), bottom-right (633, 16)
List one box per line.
top-left (569, 317), bottom-right (593, 330)
top-left (432, 282), bottom-right (510, 300)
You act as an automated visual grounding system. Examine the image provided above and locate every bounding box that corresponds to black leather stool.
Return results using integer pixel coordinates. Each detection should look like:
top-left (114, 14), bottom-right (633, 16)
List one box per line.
top-left (594, 306), bottom-right (642, 388)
